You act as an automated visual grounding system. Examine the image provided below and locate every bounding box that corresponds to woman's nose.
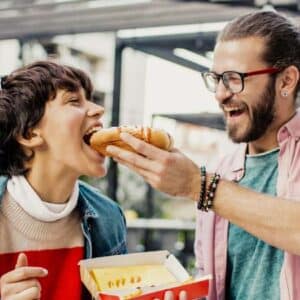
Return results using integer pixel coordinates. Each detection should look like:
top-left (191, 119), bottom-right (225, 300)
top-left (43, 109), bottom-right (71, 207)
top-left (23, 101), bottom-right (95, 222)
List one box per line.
top-left (86, 102), bottom-right (104, 118)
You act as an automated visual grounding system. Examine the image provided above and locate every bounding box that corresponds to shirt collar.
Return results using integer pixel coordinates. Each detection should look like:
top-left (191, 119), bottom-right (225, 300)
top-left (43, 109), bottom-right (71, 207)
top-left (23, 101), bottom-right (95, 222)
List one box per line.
top-left (231, 143), bottom-right (248, 173)
top-left (77, 184), bottom-right (98, 219)
top-left (277, 110), bottom-right (300, 143)
top-left (230, 110), bottom-right (300, 174)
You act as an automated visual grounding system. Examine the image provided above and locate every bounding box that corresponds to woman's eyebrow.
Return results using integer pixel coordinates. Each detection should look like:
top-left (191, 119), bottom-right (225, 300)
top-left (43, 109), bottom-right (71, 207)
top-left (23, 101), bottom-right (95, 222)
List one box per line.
top-left (61, 90), bottom-right (79, 98)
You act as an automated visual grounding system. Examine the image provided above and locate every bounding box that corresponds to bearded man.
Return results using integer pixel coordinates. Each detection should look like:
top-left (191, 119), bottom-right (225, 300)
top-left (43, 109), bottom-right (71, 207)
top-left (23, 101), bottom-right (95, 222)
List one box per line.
top-left (107, 11), bottom-right (300, 300)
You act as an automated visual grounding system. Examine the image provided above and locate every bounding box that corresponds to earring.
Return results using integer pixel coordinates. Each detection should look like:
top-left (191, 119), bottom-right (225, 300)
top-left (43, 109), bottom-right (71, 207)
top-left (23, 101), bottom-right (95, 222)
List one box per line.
top-left (281, 91), bottom-right (288, 97)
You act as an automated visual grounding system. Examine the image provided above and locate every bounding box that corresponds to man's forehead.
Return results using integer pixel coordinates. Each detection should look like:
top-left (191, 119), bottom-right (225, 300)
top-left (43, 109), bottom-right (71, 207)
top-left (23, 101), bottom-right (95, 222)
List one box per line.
top-left (212, 37), bottom-right (267, 72)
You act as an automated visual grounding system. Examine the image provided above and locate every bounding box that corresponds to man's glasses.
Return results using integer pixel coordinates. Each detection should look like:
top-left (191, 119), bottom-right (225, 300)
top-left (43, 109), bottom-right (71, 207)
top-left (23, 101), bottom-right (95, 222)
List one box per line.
top-left (201, 67), bottom-right (280, 94)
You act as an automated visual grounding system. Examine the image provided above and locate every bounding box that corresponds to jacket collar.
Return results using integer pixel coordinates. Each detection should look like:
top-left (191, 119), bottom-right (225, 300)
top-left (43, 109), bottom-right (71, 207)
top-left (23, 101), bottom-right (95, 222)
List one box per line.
top-left (77, 182), bottom-right (98, 219)
top-left (277, 110), bottom-right (300, 143)
top-left (0, 176), bottom-right (8, 204)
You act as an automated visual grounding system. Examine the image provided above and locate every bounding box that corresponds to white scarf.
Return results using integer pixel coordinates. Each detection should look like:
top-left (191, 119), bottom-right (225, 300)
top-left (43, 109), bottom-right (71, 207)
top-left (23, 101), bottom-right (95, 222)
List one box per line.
top-left (7, 176), bottom-right (79, 222)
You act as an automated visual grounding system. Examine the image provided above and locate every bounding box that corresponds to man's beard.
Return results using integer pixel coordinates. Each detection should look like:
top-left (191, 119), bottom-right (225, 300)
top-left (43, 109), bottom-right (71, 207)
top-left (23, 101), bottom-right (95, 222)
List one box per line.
top-left (227, 77), bottom-right (276, 143)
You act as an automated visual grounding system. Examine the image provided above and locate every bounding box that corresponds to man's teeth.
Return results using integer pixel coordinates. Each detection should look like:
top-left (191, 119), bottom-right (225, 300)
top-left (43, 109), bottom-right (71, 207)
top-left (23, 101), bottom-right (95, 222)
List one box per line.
top-left (224, 107), bottom-right (242, 113)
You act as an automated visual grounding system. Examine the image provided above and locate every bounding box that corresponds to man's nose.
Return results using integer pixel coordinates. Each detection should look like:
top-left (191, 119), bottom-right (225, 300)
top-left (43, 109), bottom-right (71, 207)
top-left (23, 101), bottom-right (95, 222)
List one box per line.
top-left (214, 80), bottom-right (233, 105)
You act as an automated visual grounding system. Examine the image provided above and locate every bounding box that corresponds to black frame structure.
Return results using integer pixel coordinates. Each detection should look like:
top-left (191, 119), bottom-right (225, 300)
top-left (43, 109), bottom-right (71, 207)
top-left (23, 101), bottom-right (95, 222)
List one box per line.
top-left (108, 30), bottom-right (221, 201)
top-left (107, 31), bottom-right (228, 260)
top-left (107, 4), bottom-right (300, 201)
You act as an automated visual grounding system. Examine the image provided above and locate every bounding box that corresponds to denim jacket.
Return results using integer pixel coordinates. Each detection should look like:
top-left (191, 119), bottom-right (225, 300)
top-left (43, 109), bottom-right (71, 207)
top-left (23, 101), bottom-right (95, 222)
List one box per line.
top-left (195, 110), bottom-right (300, 300)
top-left (0, 176), bottom-right (127, 299)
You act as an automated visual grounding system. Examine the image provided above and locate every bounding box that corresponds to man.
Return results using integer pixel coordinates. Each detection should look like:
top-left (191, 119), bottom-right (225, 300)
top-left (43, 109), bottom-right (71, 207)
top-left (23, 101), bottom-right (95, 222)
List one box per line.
top-left (107, 11), bottom-right (300, 300)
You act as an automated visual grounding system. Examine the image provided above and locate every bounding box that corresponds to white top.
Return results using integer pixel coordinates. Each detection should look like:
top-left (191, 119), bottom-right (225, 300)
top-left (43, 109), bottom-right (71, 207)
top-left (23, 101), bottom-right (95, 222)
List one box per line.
top-left (7, 176), bottom-right (79, 222)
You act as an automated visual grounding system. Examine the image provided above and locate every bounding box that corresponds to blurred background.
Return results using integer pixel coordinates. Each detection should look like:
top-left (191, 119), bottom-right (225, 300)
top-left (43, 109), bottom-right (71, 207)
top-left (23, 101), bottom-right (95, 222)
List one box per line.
top-left (1, 0), bottom-right (299, 271)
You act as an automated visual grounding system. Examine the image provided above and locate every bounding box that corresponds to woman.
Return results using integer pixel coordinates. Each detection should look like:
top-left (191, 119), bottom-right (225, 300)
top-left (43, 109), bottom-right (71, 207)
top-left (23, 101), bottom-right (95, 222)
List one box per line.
top-left (0, 61), bottom-right (127, 300)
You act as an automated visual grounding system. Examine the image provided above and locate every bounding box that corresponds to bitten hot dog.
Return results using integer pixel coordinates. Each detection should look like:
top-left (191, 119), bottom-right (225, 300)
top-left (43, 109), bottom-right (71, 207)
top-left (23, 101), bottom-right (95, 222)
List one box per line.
top-left (85, 126), bottom-right (173, 157)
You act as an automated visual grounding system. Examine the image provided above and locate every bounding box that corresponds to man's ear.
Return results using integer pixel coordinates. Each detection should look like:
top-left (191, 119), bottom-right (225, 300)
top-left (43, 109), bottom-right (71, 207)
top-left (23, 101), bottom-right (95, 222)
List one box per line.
top-left (17, 129), bottom-right (44, 149)
top-left (277, 65), bottom-right (299, 97)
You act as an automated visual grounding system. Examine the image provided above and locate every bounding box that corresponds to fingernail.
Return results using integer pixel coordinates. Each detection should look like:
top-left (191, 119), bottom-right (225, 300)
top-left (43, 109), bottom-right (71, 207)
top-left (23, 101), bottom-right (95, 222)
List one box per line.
top-left (179, 290), bottom-right (187, 300)
top-left (42, 268), bottom-right (48, 275)
top-left (165, 291), bottom-right (173, 299)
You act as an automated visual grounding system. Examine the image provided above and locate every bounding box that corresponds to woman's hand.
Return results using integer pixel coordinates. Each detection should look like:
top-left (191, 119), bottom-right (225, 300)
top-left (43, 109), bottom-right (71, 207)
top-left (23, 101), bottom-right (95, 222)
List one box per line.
top-left (0, 253), bottom-right (48, 300)
top-left (158, 290), bottom-right (187, 300)
top-left (107, 133), bottom-right (201, 201)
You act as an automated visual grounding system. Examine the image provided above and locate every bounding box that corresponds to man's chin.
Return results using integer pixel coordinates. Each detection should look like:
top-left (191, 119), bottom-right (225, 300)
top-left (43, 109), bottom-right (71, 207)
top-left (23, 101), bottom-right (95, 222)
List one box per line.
top-left (229, 136), bottom-right (248, 144)
top-left (227, 126), bottom-right (248, 143)
top-left (228, 129), bottom-right (265, 144)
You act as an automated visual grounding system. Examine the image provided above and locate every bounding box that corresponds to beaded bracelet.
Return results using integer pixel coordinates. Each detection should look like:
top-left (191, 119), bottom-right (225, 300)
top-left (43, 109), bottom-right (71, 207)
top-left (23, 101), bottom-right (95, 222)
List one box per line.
top-left (197, 166), bottom-right (206, 210)
top-left (203, 173), bottom-right (221, 212)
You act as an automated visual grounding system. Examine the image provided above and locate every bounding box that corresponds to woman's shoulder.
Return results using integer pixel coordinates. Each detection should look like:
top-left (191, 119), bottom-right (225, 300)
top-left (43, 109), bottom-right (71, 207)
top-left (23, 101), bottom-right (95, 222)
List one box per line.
top-left (0, 176), bottom-right (8, 198)
top-left (78, 180), bottom-right (121, 213)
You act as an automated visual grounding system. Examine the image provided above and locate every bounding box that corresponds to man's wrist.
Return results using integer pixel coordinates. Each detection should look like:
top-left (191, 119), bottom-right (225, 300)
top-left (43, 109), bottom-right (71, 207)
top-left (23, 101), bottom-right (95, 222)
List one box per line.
top-left (195, 167), bottom-right (221, 212)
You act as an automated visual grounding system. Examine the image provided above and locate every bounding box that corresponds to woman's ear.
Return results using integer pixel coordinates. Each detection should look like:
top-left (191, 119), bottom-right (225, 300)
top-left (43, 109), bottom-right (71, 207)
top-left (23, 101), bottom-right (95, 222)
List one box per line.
top-left (17, 129), bottom-right (44, 149)
top-left (277, 65), bottom-right (299, 97)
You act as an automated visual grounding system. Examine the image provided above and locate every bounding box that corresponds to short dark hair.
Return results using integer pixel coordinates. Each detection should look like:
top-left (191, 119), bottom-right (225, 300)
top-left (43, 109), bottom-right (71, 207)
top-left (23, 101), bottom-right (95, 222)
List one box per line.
top-left (0, 60), bottom-right (93, 177)
top-left (217, 11), bottom-right (300, 96)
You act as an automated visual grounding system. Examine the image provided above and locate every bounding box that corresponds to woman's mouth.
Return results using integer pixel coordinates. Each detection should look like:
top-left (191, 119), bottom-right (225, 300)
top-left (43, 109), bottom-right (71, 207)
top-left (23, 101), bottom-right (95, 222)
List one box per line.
top-left (83, 127), bottom-right (102, 145)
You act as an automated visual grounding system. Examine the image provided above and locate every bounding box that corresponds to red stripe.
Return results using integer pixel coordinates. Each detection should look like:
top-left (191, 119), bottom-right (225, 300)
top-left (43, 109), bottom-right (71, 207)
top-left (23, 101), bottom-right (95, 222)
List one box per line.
top-left (0, 247), bottom-right (84, 300)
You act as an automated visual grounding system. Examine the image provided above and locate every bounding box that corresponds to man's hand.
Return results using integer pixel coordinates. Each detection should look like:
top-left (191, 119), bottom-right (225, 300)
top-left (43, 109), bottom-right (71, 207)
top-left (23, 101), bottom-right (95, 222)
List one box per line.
top-left (106, 132), bottom-right (201, 201)
top-left (0, 253), bottom-right (48, 300)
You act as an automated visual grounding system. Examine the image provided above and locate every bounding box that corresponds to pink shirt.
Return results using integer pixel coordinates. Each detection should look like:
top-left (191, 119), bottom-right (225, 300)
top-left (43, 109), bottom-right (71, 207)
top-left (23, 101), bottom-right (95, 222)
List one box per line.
top-left (194, 110), bottom-right (300, 300)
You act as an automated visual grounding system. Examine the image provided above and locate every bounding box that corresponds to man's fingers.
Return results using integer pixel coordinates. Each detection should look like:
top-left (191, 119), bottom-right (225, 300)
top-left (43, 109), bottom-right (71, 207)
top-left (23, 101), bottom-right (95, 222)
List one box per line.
top-left (113, 157), bottom-right (160, 185)
top-left (119, 132), bottom-right (168, 159)
top-left (113, 156), bottom-right (150, 175)
top-left (109, 146), bottom-right (161, 174)
top-left (15, 253), bottom-right (28, 268)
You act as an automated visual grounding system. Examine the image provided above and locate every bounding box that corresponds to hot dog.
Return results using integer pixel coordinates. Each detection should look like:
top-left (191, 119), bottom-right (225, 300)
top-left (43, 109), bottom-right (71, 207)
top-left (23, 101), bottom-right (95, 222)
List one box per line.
top-left (86, 126), bottom-right (173, 157)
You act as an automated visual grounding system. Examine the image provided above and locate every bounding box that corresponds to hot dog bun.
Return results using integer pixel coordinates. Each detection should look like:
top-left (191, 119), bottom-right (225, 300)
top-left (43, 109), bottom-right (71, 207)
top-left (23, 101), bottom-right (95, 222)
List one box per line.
top-left (88, 126), bottom-right (173, 157)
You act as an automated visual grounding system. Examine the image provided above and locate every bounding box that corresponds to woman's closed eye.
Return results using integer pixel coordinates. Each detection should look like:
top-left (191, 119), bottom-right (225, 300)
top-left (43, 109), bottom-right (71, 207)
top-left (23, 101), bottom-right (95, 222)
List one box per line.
top-left (68, 97), bottom-right (81, 105)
